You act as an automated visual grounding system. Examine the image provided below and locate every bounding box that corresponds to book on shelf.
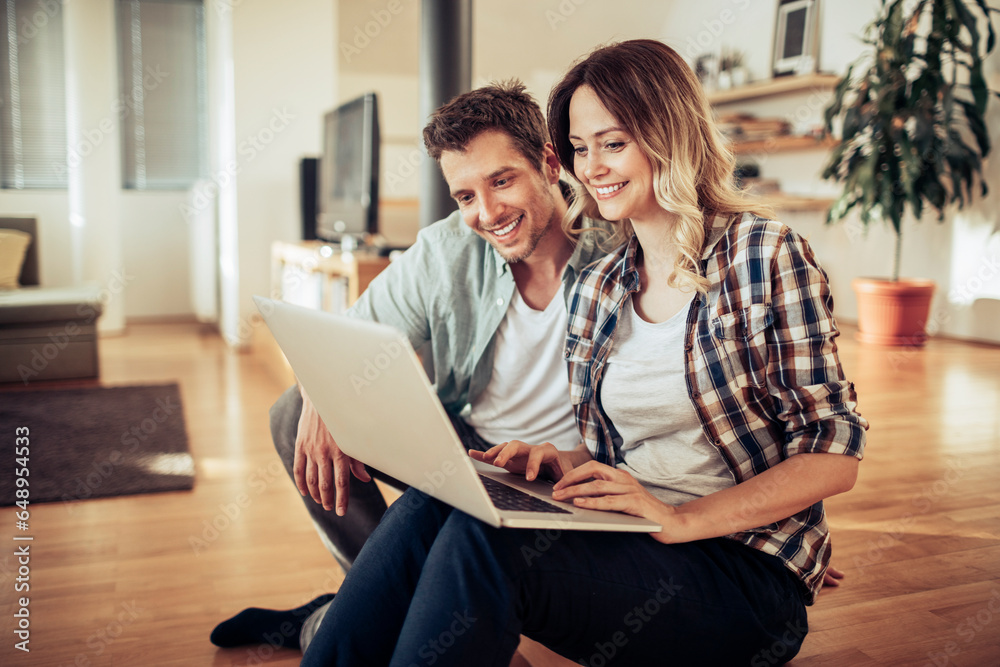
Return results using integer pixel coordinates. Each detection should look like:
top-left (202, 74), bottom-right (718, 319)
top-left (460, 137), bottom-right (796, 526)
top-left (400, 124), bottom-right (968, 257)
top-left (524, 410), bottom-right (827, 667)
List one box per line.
top-left (717, 113), bottom-right (791, 141)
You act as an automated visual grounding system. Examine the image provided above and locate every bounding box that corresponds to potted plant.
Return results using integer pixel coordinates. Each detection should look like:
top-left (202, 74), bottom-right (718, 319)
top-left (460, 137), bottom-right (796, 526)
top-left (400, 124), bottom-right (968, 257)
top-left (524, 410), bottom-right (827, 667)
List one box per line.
top-left (821, 0), bottom-right (998, 345)
top-left (719, 48), bottom-right (748, 89)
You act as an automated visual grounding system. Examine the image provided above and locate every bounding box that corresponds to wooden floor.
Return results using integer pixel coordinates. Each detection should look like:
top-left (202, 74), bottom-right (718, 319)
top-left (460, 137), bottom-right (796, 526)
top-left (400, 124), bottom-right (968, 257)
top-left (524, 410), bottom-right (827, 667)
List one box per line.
top-left (1, 321), bottom-right (998, 666)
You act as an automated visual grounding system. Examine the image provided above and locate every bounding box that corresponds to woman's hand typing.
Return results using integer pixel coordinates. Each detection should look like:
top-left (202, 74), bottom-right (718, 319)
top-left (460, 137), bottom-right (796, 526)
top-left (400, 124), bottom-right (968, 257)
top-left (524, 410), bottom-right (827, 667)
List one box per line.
top-left (552, 461), bottom-right (683, 543)
top-left (469, 440), bottom-right (591, 483)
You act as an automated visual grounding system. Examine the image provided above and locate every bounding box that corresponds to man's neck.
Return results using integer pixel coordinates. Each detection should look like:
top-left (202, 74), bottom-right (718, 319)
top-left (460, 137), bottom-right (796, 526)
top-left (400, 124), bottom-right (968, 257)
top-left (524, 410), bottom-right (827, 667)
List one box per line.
top-left (510, 220), bottom-right (575, 311)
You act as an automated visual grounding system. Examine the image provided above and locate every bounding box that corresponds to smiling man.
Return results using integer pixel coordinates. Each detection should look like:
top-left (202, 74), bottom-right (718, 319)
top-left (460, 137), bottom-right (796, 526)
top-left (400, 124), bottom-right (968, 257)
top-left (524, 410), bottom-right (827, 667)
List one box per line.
top-left (209, 81), bottom-right (610, 654)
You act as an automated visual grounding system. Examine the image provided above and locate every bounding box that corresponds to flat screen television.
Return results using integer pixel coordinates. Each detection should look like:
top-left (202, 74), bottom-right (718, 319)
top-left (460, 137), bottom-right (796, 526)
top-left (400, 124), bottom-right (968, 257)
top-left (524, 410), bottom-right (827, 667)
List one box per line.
top-left (316, 92), bottom-right (380, 243)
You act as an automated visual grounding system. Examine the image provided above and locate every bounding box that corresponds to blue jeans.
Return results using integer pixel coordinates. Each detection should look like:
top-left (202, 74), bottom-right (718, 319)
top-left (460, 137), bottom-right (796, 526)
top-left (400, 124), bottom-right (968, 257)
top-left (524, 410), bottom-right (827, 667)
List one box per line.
top-left (270, 385), bottom-right (497, 572)
top-left (301, 489), bottom-right (808, 667)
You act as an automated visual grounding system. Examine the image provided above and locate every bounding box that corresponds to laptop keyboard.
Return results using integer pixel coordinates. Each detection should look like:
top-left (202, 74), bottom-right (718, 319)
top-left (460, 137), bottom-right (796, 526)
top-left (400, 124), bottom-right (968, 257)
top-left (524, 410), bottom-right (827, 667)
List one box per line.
top-left (478, 474), bottom-right (572, 514)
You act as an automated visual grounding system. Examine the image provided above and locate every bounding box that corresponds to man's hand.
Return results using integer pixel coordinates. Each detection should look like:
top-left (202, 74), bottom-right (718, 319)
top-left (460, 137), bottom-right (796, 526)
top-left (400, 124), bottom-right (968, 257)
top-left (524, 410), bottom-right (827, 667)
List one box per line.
top-left (293, 388), bottom-right (371, 515)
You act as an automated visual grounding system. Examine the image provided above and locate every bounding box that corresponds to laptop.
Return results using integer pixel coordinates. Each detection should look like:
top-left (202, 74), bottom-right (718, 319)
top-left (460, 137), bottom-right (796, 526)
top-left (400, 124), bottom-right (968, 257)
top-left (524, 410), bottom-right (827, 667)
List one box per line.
top-left (254, 296), bottom-right (660, 533)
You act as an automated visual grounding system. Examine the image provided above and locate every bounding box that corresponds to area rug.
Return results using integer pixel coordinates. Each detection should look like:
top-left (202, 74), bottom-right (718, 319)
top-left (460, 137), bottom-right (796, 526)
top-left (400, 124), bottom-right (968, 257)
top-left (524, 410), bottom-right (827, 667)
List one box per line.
top-left (1, 383), bottom-right (195, 506)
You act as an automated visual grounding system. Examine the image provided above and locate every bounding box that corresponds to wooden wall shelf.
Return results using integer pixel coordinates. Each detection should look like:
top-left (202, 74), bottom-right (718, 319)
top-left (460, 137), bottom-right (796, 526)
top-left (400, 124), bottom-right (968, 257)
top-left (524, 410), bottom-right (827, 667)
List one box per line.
top-left (765, 193), bottom-right (834, 212)
top-left (732, 134), bottom-right (837, 155)
top-left (708, 73), bottom-right (842, 105)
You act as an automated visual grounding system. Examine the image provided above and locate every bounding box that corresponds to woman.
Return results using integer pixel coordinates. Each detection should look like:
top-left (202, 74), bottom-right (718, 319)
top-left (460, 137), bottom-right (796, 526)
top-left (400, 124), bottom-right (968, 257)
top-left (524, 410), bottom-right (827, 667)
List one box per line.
top-left (301, 39), bottom-right (867, 666)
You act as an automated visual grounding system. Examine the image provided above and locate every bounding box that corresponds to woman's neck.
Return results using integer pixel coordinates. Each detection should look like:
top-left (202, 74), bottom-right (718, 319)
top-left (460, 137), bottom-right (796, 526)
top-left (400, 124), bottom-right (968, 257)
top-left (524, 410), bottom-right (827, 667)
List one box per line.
top-left (630, 213), bottom-right (680, 282)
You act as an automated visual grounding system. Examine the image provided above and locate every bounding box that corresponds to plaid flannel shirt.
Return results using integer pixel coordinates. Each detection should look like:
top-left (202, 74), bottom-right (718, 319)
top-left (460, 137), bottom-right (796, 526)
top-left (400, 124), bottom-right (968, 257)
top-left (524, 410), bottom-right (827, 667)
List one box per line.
top-left (565, 213), bottom-right (868, 603)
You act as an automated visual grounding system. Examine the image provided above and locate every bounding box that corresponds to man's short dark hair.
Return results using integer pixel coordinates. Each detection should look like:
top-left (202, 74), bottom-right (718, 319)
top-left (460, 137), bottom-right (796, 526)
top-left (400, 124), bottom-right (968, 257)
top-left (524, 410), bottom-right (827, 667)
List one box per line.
top-left (422, 80), bottom-right (548, 170)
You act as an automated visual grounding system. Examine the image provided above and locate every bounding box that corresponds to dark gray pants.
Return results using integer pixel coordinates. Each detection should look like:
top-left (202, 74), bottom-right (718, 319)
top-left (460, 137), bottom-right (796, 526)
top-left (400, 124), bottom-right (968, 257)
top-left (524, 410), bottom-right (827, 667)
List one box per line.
top-left (269, 385), bottom-right (495, 572)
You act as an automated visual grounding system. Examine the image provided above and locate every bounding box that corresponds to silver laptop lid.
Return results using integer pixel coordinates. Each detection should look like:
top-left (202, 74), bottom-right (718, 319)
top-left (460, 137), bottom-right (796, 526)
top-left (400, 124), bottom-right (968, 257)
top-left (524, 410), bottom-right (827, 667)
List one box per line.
top-left (254, 296), bottom-right (502, 526)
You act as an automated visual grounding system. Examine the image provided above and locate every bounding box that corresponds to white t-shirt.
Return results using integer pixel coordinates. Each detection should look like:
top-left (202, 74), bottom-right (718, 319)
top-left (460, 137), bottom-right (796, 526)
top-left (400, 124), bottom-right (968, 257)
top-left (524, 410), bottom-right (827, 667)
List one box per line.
top-left (600, 296), bottom-right (735, 505)
top-left (466, 288), bottom-right (580, 451)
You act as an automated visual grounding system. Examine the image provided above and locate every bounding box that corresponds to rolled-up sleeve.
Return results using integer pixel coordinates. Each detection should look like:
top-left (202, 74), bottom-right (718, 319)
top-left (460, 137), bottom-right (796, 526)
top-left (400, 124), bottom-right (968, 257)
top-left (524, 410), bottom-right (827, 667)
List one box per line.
top-left (766, 229), bottom-right (868, 460)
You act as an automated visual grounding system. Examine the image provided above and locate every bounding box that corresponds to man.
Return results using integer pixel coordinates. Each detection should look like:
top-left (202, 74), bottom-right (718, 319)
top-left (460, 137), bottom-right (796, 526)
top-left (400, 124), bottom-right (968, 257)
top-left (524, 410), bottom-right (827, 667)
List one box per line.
top-left (210, 80), bottom-right (609, 653)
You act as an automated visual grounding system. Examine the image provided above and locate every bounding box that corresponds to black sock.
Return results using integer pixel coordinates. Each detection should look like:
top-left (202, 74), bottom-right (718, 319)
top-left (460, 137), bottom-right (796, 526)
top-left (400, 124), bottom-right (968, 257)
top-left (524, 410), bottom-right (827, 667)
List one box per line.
top-left (210, 593), bottom-right (335, 649)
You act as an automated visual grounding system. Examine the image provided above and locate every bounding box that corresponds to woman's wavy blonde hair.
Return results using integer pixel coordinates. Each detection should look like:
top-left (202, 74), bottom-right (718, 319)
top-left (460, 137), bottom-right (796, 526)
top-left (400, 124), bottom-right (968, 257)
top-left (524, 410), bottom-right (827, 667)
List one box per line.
top-left (547, 39), bottom-right (772, 293)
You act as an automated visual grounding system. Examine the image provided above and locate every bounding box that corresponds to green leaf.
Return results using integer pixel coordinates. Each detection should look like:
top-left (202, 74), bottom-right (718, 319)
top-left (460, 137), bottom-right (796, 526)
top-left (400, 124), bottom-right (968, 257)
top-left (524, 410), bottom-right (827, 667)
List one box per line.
top-left (824, 65), bottom-right (856, 131)
top-left (947, 0), bottom-right (979, 46)
top-left (944, 147), bottom-right (967, 208)
top-left (917, 169), bottom-right (948, 215)
top-left (956, 98), bottom-right (990, 157)
top-left (969, 60), bottom-right (989, 114)
top-left (970, 0), bottom-right (997, 52)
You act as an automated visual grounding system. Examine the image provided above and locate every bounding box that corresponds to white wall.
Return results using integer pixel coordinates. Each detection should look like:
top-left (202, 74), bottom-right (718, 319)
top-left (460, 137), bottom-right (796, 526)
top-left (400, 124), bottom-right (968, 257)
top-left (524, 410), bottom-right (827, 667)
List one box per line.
top-left (120, 191), bottom-right (192, 319)
top-left (1, 0), bottom-right (337, 337)
top-left (225, 0), bottom-right (337, 346)
top-left (336, 0), bottom-right (678, 236)
top-left (658, 0), bottom-right (1000, 344)
top-left (0, 0), bottom-right (191, 328)
top-left (5, 0), bottom-right (996, 344)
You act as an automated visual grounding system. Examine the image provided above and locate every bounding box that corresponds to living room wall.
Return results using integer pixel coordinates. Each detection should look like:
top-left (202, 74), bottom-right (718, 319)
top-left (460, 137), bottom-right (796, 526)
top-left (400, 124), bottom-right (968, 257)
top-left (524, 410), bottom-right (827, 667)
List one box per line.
top-left (657, 0), bottom-right (1000, 344)
top-left (342, 0), bottom-right (999, 344)
top-left (0, 0), bottom-right (337, 336)
top-left (3, 0), bottom-right (996, 344)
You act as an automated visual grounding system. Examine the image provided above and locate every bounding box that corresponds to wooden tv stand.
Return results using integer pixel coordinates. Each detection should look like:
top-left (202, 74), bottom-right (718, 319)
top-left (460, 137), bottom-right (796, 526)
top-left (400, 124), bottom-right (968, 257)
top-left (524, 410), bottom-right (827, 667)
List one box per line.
top-left (270, 241), bottom-right (392, 310)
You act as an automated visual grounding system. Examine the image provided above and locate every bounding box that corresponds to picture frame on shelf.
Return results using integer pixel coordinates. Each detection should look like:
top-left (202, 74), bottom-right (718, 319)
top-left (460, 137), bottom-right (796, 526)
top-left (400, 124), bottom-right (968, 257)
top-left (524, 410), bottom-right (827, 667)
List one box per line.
top-left (772, 0), bottom-right (819, 77)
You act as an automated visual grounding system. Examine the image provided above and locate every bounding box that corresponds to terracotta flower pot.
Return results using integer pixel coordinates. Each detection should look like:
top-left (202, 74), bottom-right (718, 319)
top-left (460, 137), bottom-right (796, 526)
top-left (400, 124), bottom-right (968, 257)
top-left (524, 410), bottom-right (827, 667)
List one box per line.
top-left (851, 278), bottom-right (936, 346)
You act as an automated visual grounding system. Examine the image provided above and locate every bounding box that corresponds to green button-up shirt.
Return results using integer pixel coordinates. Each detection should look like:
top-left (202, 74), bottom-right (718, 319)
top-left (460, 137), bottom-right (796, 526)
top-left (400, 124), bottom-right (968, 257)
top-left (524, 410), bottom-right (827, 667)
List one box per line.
top-left (348, 209), bottom-right (609, 419)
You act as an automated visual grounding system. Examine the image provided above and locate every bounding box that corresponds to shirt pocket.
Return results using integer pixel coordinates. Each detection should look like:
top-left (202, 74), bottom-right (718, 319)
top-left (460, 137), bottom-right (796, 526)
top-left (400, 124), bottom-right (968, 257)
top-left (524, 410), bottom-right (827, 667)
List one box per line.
top-left (564, 335), bottom-right (594, 406)
top-left (711, 304), bottom-right (773, 389)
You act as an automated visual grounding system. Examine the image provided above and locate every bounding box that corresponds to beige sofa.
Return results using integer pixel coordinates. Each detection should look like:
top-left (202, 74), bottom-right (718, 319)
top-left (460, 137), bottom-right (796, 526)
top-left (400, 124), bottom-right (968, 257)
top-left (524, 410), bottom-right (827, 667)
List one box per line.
top-left (0, 216), bottom-right (103, 384)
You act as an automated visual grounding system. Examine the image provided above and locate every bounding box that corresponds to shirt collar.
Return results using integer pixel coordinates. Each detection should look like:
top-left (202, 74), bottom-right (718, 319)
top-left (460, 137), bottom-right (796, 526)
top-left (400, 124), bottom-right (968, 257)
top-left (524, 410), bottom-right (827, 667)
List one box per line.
top-left (701, 212), bottom-right (742, 260)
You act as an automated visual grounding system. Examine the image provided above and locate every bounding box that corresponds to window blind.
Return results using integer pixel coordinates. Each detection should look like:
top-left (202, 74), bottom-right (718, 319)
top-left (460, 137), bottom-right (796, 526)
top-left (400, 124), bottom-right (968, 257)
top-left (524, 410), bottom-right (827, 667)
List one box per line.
top-left (0, 0), bottom-right (68, 189)
top-left (117, 0), bottom-right (206, 190)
